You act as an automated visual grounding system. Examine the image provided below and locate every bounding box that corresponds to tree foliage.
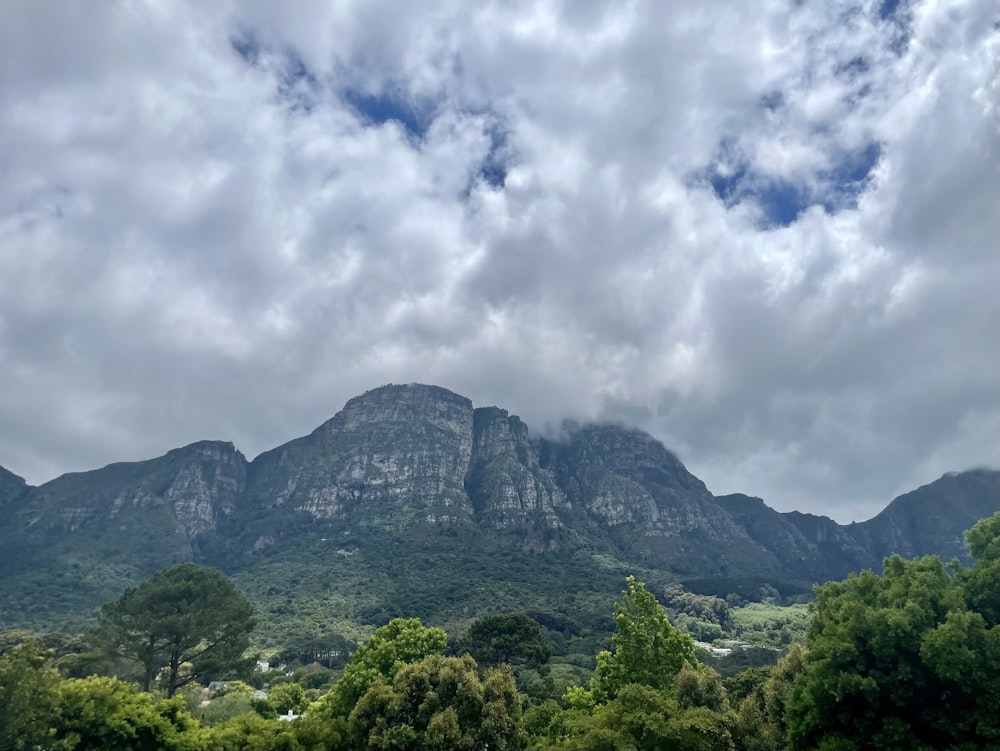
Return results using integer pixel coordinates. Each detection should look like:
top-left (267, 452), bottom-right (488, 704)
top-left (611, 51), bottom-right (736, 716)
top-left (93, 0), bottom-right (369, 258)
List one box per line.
top-left (787, 511), bottom-right (1000, 750)
top-left (0, 639), bottom-right (60, 751)
top-left (731, 644), bottom-right (805, 751)
top-left (349, 653), bottom-right (525, 751)
top-left (555, 683), bottom-right (734, 751)
top-left (460, 612), bottom-right (551, 669)
top-left (51, 676), bottom-right (205, 751)
top-left (314, 617), bottom-right (448, 720)
top-left (594, 576), bottom-right (698, 700)
top-left (96, 563), bottom-right (255, 697)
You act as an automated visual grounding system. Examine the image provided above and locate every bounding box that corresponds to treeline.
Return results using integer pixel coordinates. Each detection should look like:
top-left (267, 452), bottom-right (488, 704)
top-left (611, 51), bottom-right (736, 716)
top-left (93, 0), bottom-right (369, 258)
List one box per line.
top-left (1, 511), bottom-right (998, 751)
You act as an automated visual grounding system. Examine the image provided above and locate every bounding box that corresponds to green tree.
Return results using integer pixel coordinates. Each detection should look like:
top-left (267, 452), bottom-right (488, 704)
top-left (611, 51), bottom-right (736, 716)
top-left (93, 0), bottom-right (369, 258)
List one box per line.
top-left (787, 515), bottom-right (1000, 751)
top-left (461, 612), bottom-right (551, 669)
top-left (208, 713), bottom-right (301, 751)
top-left (558, 684), bottom-right (734, 751)
top-left (96, 563), bottom-right (255, 697)
top-left (0, 639), bottom-right (60, 751)
top-left (349, 653), bottom-right (526, 751)
top-left (919, 511), bottom-right (1000, 745)
top-left (731, 644), bottom-right (805, 751)
top-left (313, 617), bottom-right (447, 720)
top-left (594, 576), bottom-right (698, 700)
top-left (267, 682), bottom-right (309, 715)
top-left (51, 676), bottom-right (205, 751)
top-left (674, 663), bottom-right (729, 714)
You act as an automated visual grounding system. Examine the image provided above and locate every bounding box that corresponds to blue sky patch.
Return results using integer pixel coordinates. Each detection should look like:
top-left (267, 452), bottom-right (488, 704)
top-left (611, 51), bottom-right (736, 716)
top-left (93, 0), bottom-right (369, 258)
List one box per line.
top-left (878, 0), bottom-right (903, 20)
top-left (342, 86), bottom-right (436, 141)
top-left (818, 142), bottom-right (882, 211)
top-left (706, 141), bottom-right (881, 228)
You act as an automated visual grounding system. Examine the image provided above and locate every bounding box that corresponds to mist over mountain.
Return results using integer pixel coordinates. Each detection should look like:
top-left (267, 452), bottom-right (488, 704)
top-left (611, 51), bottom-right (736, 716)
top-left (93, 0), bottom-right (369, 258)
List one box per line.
top-left (0, 383), bottom-right (995, 636)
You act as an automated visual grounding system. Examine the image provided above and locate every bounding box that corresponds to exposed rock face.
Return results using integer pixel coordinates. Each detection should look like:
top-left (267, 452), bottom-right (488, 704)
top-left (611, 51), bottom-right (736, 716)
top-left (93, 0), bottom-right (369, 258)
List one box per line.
top-left (716, 469), bottom-right (1000, 578)
top-left (0, 382), bottom-right (996, 633)
top-left (245, 384), bottom-right (476, 528)
top-left (465, 407), bottom-right (568, 546)
top-left (14, 440), bottom-right (247, 541)
top-left (540, 424), bottom-right (785, 574)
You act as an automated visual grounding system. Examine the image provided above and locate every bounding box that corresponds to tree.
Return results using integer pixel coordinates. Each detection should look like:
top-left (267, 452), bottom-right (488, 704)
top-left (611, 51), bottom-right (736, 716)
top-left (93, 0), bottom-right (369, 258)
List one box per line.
top-left (267, 682), bottom-right (309, 715)
top-left (594, 576), bottom-right (698, 700)
top-left (97, 563), bottom-right (255, 697)
top-left (52, 676), bottom-right (205, 751)
top-left (0, 639), bottom-right (60, 751)
top-left (460, 612), bottom-right (551, 669)
top-left (208, 713), bottom-right (301, 751)
top-left (558, 684), bottom-right (734, 751)
top-left (349, 653), bottom-right (526, 751)
top-left (786, 515), bottom-right (1000, 751)
top-left (731, 644), bottom-right (805, 751)
top-left (313, 617), bottom-right (447, 719)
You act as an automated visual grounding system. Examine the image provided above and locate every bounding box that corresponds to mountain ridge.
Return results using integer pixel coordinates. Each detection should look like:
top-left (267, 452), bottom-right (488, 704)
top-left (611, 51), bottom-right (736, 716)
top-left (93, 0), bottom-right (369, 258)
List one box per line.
top-left (0, 382), bottom-right (996, 637)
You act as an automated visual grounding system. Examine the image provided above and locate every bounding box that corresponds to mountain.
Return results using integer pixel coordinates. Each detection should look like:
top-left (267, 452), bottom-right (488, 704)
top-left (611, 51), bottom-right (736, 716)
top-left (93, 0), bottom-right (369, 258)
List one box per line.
top-left (0, 465), bottom-right (28, 507)
top-left (0, 383), bottom-right (996, 640)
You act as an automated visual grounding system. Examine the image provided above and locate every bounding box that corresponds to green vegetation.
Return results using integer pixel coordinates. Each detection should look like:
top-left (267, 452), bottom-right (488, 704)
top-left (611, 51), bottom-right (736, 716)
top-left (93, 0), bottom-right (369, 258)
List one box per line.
top-left (786, 511), bottom-right (1000, 750)
top-left (95, 563), bottom-right (255, 696)
top-left (458, 612), bottom-right (551, 669)
top-left (729, 602), bottom-right (811, 648)
top-left (0, 512), bottom-right (996, 751)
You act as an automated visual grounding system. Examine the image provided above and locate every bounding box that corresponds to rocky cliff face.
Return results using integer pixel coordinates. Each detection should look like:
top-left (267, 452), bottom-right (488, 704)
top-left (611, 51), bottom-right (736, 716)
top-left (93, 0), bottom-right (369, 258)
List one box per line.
top-left (542, 424), bottom-right (785, 574)
top-left (465, 407), bottom-right (568, 547)
top-left (0, 383), bottom-right (996, 632)
top-left (11, 440), bottom-right (247, 542)
top-left (245, 384), bottom-right (476, 528)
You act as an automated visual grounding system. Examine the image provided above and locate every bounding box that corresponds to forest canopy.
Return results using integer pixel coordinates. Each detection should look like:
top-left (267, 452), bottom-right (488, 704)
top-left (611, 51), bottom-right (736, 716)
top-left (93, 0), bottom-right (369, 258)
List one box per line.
top-left (0, 512), bottom-right (996, 751)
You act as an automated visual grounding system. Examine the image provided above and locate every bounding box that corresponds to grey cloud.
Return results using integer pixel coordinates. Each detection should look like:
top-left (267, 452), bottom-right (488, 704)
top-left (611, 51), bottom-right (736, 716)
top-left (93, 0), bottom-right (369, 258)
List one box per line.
top-left (0, 0), bottom-right (996, 524)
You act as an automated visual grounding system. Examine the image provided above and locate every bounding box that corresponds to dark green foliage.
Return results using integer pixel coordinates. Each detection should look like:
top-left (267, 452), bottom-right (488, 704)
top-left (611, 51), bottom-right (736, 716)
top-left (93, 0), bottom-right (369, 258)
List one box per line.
top-left (276, 631), bottom-right (352, 669)
top-left (459, 612), bottom-right (551, 668)
top-left (266, 683), bottom-right (309, 715)
top-left (674, 663), bottom-right (729, 714)
top-left (731, 644), bottom-right (805, 751)
top-left (787, 512), bottom-right (1000, 750)
top-left (96, 563), bottom-right (255, 696)
top-left (349, 653), bottom-right (526, 751)
top-left (698, 647), bottom-right (780, 678)
top-left (662, 585), bottom-right (734, 630)
top-left (0, 639), bottom-right (60, 751)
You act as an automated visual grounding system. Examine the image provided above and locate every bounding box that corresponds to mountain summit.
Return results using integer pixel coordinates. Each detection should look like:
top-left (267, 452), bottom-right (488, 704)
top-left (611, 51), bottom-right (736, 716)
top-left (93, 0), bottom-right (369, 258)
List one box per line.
top-left (0, 383), bottom-right (996, 633)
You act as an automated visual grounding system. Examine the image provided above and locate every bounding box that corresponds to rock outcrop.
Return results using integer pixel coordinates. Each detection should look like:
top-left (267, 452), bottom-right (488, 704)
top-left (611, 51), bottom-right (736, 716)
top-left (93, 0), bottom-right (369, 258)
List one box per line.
top-left (465, 407), bottom-right (568, 547)
top-left (0, 382), bottom-right (996, 632)
top-left (245, 384), bottom-right (476, 528)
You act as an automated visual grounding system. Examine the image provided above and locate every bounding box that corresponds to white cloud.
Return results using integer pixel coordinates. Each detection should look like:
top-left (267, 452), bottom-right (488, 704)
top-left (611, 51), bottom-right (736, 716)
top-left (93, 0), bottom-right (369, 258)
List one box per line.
top-left (0, 0), bottom-right (996, 522)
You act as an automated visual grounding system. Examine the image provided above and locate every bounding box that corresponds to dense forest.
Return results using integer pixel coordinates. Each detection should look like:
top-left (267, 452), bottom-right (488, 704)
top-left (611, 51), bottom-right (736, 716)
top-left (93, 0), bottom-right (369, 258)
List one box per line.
top-left (1, 511), bottom-right (997, 751)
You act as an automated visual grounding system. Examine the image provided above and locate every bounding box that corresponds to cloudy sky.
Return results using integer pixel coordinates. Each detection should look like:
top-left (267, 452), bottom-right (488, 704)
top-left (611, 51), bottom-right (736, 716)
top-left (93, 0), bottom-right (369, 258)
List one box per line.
top-left (1, 0), bottom-right (997, 522)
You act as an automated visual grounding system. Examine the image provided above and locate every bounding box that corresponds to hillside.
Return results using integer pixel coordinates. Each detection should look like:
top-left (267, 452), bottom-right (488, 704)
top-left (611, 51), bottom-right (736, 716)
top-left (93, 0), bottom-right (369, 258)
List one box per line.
top-left (0, 383), bottom-right (996, 644)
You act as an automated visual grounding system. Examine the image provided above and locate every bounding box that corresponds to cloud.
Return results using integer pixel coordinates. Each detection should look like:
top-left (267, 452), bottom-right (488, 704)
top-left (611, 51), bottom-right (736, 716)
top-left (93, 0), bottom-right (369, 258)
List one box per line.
top-left (0, 0), bottom-right (996, 523)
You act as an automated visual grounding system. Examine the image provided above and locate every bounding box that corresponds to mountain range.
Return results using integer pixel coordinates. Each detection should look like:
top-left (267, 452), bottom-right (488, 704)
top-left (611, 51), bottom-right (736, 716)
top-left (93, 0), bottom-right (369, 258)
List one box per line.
top-left (1, 383), bottom-right (996, 641)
